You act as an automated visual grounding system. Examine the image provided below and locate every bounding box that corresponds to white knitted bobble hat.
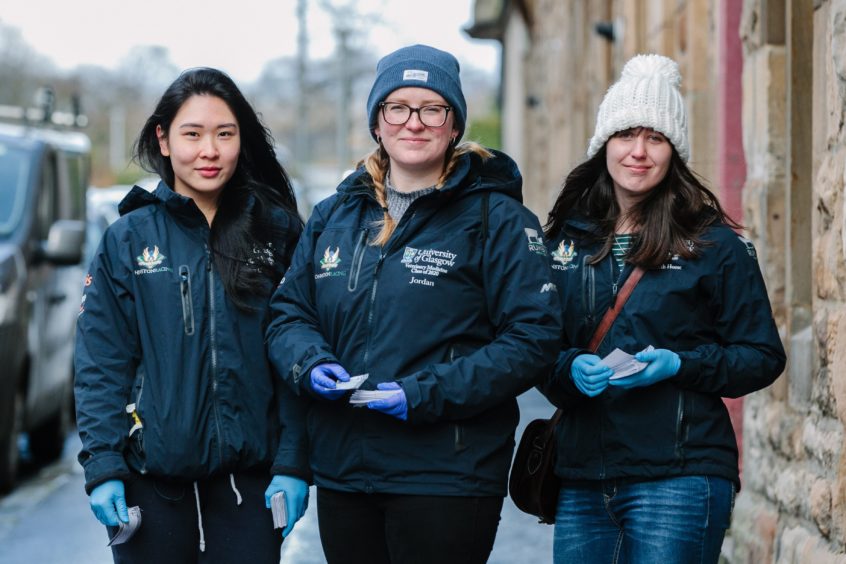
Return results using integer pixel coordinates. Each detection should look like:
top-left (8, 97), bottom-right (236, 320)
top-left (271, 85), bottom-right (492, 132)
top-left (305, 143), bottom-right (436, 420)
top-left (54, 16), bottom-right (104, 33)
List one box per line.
top-left (586, 54), bottom-right (689, 162)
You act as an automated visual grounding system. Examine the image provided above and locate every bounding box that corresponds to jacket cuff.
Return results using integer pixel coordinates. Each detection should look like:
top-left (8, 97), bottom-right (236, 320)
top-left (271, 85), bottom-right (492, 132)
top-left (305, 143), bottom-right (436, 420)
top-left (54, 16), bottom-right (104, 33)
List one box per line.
top-left (673, 352), bottom-right (701, 386)
top-left (298, 356), bottom-right (338, 397)
top-left (270, 465), bottom-right (313, 485)
top-left (399, 376), bottom-right (426, 425)
top-left (82, 452), bottom-right (132, 495)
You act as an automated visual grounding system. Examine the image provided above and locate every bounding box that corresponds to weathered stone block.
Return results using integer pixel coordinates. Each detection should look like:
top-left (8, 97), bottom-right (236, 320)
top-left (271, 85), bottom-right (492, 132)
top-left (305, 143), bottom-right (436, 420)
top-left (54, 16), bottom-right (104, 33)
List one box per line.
top-left (777, 525), bottom-right (846, 563)
top-left (801, 415), bottom-right (843, 469)
top-left (810, 478), bottom-right (833, 537)
top-left (728, 491), bottom-right (778, 563)
top-left (832, 311), bottom-right (846, 423)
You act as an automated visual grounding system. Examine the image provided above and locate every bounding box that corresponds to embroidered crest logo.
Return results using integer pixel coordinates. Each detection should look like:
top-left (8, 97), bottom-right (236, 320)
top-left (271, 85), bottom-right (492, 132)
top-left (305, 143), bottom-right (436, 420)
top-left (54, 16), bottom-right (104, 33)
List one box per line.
top-left (552, 240), bottom-right (576, 266)
top-left (320, 247), bottom-right (342, 271)
top-left (136, 246), bottom-right (166, 269)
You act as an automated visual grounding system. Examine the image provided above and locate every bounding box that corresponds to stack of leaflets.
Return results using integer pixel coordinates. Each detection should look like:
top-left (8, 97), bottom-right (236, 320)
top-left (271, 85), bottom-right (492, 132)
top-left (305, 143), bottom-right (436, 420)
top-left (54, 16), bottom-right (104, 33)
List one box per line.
top-left (603, 345), bottom-right (654, 380)
top-left (270, 492), bottom-right (287, 529)
top-left (107, 506), bottom-right (142, 546)
top-left (334, 373), bottom-right (369, 390)
top-left (349, 389), bottom-right (401, 405)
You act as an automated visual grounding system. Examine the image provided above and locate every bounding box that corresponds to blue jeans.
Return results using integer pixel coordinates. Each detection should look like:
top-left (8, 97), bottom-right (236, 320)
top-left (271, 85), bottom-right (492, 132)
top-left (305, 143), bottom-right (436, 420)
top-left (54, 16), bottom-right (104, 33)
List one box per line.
top-left (553, 475), bottom-right (734, 564)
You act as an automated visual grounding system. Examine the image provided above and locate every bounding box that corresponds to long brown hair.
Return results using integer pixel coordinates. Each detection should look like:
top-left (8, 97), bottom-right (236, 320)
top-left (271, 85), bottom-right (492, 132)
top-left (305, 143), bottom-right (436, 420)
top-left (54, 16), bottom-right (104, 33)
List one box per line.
top-left (544, 147), bottom-right (740, 268)
top-left (361, 141), bottom-right (492, 246)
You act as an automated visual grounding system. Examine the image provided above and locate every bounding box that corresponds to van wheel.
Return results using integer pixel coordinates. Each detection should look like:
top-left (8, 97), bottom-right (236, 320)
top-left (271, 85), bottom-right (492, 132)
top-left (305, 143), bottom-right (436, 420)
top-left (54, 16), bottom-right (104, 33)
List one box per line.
top-left (0, 388), bottom-right (24, 493)
top-left (29, 385), bottom-right (71, 465)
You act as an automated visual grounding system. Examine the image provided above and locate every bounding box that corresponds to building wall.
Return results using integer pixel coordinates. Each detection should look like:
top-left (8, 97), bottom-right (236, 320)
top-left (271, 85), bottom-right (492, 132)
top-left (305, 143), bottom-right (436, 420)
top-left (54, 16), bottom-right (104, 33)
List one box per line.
top-left (482, 0), bottom-right (846, 560)
top-left (727, 0), bottom-right (846, 561)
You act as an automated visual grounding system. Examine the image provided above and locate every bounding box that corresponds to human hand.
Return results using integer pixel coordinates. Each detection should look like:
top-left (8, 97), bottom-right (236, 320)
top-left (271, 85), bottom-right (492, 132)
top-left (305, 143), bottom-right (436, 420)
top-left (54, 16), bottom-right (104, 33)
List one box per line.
top-left (309, 363), bottom-right (350, 400)
top-left (570, 354), bottom-right (613, 397)
top-left (367, 382), bottom-right (408, 421)
top-left (89, 479), bottom-right (129, 527)
top-left (265, 475), bottom-right (309, 538)
top-left (609, 348), bottom-right (681, 389)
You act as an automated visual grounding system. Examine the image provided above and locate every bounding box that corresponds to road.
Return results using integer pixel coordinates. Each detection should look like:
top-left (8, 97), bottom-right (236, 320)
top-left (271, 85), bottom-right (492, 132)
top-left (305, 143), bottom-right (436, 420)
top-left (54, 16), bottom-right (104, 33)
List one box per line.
top-left (0, 389), bottom-right (556, 563)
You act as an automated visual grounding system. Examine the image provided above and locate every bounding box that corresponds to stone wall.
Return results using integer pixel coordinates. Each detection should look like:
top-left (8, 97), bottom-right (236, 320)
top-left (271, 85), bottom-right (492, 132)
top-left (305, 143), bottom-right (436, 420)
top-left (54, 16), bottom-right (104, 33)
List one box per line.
top-left (725, 0), bottom-right (846, 562)
top-left (485, 0), bottom-right (846, 560)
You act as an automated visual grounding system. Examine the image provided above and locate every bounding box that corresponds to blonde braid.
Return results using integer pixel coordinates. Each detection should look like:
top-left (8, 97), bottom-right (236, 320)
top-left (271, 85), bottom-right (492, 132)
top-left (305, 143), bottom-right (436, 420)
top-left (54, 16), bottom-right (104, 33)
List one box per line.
top-left (362, 144), bottom-right (395, 246)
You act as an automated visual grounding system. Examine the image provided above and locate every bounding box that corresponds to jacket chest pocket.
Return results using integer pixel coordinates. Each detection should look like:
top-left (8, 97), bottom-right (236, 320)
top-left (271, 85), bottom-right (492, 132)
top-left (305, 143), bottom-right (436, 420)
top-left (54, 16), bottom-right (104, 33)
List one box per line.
top-left (178, 265), bottom-right (195, 336)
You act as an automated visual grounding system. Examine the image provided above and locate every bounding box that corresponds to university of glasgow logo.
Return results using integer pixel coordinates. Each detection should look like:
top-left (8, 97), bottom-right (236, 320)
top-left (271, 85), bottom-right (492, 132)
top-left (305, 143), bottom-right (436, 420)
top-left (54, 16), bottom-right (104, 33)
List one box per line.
top-left (136, 246), bottom-right (166, 269)
top-left (552, 240), bottom-right (576, 266)
top-left (320, 247), bottom-right (341, 270)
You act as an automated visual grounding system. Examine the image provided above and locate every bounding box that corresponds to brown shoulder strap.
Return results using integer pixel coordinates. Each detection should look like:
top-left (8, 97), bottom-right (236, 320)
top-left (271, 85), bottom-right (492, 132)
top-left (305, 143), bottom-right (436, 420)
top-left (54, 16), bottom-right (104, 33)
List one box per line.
top-left (586, 266), bottom-right (645, 352)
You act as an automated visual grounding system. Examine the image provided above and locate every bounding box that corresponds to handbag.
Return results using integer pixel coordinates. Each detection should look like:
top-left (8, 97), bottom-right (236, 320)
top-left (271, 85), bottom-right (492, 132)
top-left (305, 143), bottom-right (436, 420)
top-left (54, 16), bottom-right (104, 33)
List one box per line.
top-left (508, 266), bottom-right (645, 524)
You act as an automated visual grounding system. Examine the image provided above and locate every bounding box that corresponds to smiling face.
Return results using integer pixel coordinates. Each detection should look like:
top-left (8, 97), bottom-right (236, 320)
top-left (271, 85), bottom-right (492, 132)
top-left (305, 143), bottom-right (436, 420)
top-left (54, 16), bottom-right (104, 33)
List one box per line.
top-left (605, 127), bottom-right (673, 212)
top-left (156, 94), bottom-right (240, 209)
top-left (373, 87), bottom-right (458, 188)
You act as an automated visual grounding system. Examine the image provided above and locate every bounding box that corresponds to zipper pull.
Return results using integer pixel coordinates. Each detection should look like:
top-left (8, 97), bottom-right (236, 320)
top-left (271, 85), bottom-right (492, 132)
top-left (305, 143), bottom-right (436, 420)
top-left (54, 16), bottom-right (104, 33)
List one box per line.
top-left (125, 403), bottom-right (143, 436)
top-left (612, 282), bottom-right (618, 296)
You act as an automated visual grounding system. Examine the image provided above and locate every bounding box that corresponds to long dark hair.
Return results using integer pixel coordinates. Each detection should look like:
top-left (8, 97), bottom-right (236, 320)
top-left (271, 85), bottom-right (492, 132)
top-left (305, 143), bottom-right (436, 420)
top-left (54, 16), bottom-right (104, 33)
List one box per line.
top-left (544, 146), bottom-right (740, 268)
top-left (133, 67), bottom-right (302, 310)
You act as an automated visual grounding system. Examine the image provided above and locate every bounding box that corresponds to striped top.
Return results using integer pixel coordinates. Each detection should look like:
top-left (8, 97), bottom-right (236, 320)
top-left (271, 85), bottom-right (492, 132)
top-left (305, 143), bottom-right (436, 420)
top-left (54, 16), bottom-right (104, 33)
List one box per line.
top-left (612, 234), bottom-right (635, 271)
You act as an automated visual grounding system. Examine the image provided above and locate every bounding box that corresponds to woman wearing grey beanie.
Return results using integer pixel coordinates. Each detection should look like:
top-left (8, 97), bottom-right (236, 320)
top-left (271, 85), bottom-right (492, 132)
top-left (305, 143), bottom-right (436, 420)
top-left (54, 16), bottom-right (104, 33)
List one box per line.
top-left (266, 44), bottom-right (561, 563)
top-left (540, 54), bottom-right (785, 563)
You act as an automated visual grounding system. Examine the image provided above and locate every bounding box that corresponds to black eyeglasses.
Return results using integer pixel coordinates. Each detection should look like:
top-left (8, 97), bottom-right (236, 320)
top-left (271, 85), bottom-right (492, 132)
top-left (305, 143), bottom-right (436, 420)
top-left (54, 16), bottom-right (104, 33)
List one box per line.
top-left (379, 102), bottom-right (452, 127)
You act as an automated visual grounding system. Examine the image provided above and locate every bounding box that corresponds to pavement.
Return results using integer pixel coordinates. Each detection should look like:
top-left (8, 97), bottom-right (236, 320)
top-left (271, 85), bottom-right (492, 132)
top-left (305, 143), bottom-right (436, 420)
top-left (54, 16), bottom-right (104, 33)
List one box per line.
top-left (0, 388), bottom-right (556, 563)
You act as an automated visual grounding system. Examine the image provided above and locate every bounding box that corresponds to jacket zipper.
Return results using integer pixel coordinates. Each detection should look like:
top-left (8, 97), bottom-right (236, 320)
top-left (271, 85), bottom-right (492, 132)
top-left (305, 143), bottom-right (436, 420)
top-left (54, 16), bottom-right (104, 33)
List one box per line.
top-left (133, 370), bottom-right (147, 474)
top-left (674, 391), bottom-right (686, 459)
top-left (362, 253), bottom-right (383, 369)
top-left (448, 345), bottom-right (467, 452)
top-left (206, 246), bottom-right (224, 466)
top-left (363, 206), bottom-right (416, 370)
top-left (347, 229), bottom-right (369, 292)
top-left (179, 265), bottom-right (195, 335)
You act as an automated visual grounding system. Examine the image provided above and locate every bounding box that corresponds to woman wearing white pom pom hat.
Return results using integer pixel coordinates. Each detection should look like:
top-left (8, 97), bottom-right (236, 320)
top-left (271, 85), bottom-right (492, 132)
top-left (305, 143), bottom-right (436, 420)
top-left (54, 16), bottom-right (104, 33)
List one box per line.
top-left (539, 54), bottom-right (785, 563)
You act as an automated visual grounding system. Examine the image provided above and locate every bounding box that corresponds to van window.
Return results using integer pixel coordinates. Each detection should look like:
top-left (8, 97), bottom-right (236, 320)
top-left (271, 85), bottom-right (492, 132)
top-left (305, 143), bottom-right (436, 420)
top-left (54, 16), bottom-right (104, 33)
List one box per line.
top-left (65, 153), bottom-right (88, 221)
top-left (0, 142), bottom-right (32, 237)
top-left (36, 153), bottom-right (58, 241)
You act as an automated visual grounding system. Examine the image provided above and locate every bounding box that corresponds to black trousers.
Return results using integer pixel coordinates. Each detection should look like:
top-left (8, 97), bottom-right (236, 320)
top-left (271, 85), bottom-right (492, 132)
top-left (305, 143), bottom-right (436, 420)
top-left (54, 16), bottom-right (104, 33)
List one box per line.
top-left (107, 471), bottom-right (282, 564)
top-left (316, 487), bottom-right (503, 564)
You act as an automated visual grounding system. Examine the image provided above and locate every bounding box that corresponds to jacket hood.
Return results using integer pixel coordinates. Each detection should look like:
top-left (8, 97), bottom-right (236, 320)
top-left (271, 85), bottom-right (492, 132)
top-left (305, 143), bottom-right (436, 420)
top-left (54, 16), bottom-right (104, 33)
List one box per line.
top-left (336, 148), bottom-right (523, 204)
top-left (118, 181), bottom-right (214, 227)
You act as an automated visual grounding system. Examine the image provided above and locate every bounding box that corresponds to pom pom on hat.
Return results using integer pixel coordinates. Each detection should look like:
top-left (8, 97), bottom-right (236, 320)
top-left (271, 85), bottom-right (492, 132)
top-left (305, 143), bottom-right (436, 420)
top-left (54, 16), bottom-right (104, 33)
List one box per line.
top-left (587, 53), bottom-right (689, 162)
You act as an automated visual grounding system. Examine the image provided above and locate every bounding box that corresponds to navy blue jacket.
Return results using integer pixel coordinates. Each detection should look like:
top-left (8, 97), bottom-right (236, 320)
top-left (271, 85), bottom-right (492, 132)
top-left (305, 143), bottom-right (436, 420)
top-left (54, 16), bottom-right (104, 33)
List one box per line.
top-left (541, 217), bottom-right (786, 487)
top-left (75, 183), bottom-right (307, 494)
top-left (266, 150), bottom-right (561, 496)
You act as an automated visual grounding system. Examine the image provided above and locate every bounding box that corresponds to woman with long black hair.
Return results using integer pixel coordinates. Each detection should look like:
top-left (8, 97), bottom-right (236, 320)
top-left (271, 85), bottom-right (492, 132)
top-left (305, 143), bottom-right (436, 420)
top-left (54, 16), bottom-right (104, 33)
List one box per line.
top-left (75, 67), bottom-right (308, 563)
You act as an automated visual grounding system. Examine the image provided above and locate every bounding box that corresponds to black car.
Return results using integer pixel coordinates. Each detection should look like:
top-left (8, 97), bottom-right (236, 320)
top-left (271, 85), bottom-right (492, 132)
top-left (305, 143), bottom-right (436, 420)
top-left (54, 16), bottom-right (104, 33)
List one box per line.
top-left (0, 120), bottom-right (90, 491)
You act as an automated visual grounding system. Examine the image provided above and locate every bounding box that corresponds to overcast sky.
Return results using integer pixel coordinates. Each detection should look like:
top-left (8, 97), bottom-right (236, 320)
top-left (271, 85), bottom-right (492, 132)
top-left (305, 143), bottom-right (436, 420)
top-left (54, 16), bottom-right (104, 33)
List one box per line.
top-left (1, 0), bottom-right (500, 83)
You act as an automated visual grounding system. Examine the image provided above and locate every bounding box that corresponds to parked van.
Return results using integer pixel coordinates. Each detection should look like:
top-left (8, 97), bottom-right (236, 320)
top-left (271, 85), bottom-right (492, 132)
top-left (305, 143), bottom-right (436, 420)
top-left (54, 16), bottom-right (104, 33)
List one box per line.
top-left (0, 117), bottom-right (90, 491)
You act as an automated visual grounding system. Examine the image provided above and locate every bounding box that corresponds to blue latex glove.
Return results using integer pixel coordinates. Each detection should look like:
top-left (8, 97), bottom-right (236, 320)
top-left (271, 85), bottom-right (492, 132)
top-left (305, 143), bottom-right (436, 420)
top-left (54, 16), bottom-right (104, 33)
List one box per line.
top-left (570, 354), bottom-right (613, 397)
top-left (309, 363), bottom-right (350, 400)
top-left (265, 475), bottom-right (309, 538)
top-left (367, 382), bottom-right (408, 421)
top-left (609, 348), bottom-right (681, 389)
top-left (89, 479), bottom-right (129, 527)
